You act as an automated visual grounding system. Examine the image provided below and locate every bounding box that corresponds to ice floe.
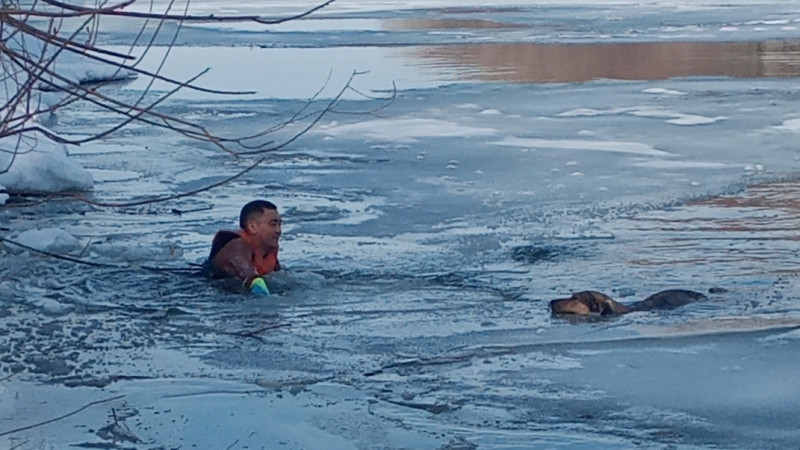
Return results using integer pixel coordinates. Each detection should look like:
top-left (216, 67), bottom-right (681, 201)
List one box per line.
top-left (315, 118), bottom-right (496, 142)
top-left (493, 136), bottom-right (672, 157)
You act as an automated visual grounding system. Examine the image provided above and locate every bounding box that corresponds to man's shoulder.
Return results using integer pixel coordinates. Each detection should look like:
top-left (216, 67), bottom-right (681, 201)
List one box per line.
top-left (213, 229), bottom-right (241, 244)
top-left (210, 230), bottom-right (243, 258)
top-left (204, 230), bottom-right (249, 279)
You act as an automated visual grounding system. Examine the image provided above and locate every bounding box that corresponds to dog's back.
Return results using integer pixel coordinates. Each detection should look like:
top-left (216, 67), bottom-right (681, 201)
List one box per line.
top-left (628, 289), bottom-right (708, 312)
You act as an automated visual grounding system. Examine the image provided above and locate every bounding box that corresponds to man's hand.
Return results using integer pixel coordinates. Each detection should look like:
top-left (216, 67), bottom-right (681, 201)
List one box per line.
top-left (249, 277), bottom-right (270, 296)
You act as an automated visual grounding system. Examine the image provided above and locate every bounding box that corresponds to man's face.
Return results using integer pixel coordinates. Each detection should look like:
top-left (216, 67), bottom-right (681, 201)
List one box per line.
top-left (247, 209), bottom-right (282, 251)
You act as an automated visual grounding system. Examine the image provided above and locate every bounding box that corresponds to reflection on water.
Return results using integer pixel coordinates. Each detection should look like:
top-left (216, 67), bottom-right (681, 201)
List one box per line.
top-left (620, 181), bottom-right (800, 275)
top-left (691, 180), bottom-right (800, 211)
top-left (408, 40), bottom-right (800, 82)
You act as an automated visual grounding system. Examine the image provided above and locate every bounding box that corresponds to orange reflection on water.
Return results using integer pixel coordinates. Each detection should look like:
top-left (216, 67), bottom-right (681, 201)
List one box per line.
top-left (690, 181), bottom-right (800, 211)
top-left (408, 40), bottom-right (800, 82)
top-left (624, 181), bottom-right (800, 273)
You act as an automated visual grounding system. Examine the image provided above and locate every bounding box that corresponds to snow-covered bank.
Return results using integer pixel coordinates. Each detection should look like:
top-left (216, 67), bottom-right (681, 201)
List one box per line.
top-left (0, 23), bottom-right (141, 203)
top-left (0, 131), bottom-right (93, 199)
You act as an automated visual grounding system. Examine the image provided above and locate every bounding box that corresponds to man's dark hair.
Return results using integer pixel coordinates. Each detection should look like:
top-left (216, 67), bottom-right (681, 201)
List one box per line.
top-left (239, 200), bottom-right (277, 229)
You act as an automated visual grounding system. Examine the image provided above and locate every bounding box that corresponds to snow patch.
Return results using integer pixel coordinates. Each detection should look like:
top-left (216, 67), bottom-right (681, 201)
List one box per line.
top-left (633, 160), bottom-right (730, 169)
top-left (8, 228), bottom-right (82, 253)
top-left (558, 106), bottom-right (726, 126)
top-left (0, 132), bottom-right (93, 193)
top-left (38, 51), bottom-right (137, 91)
top-left (774, 118), bottom-right (800, 132)
top-left (0, 41), bottom-right (138, 194)
top-left (643, 88), bottom-right (687, 96)
top-left (314, 118), bottom-right (496, 142)
top-left (493, 137), bottom-right (672, 156)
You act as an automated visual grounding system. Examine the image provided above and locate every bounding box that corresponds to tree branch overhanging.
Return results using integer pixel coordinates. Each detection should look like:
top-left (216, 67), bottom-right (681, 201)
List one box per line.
top-left (5, 0), bottom-right (337, 25)
top-left (1, 0), bottom-right (396, 207)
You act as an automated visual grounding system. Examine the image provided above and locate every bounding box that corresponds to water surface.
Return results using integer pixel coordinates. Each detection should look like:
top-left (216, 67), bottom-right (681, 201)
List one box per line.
top-left (3, 2), bottom-right (800, 449)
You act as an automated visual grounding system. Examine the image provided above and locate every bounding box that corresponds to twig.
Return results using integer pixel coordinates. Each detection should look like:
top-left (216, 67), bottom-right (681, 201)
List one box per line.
top-left (225, 438), bottom-right (240, 450)
top-left (0, 236), bottom-right (114, 268)
top-left (9, 441), bottom-right (31, 450)
top-left (0, 236), bottom-right (199, 273)
top-left (29, 0), bottom-right (337, 26)
top-left (239, 323), bottom-right (291, 336)
top-left (0, 0), bottom-right (392, 211)
top-left (222, 323), bottom-right (291, 339)
top-left (0, 395), bottom-right (125, 437)
top-left (170, 205), bottom-right (213, 215)
top-left (72, 155), bottom-right (267, 207)
top-left (77, 237), bottom-right (93, 258)
top-left (236, 70), bottom-right (369, 156)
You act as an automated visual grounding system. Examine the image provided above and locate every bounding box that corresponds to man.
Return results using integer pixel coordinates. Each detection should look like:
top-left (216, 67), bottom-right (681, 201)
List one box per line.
top-left (204, 200), bottom-right (282, 295)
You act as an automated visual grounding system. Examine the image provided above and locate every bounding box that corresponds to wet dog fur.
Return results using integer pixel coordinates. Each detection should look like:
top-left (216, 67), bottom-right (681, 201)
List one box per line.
top-left (549, 289), bottom-right (708, 316)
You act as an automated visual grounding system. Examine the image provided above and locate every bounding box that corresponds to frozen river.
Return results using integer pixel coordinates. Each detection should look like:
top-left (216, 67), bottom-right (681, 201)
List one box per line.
top-left (2, 1), bottom-right (800, 448)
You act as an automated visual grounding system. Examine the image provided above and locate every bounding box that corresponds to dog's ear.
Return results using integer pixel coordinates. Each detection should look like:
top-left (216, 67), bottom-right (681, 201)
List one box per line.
top-left (598, 295), bottom-right (632, 315)
top-left (584, 292), bottom-right (604, 313)
top-left (599, 301), bottom-right (615, 316)
top-left (568, 292), bottom-right (591, 312)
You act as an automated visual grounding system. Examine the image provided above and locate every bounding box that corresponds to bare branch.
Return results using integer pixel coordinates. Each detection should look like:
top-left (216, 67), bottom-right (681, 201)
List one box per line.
top-left (72, 154), bottom-right (267, 207)
top-left (0, 0), bottom-right (396, 210)
top-left (0, 395), bottom-right (125, 437)
top-left (237, 70), bottom-right (396, 156)
top-left (2, 44), bottom-right (239, 153)
top-left (0, 236), bottom-right (112, 267)
top-left (5, 14), bottom-right (253, 96)
top-left (0, 235), bottom-right (200, 272)
top-left (0, 134), bottom-right (22, 175)
top-left (4, 14), bottom-right (135, 61)
top-left (11, 0), bottom-right (337, 25)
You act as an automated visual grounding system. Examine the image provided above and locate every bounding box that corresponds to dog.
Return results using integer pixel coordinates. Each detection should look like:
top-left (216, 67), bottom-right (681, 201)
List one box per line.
top-left (549, 289), bottom-right (708, 316)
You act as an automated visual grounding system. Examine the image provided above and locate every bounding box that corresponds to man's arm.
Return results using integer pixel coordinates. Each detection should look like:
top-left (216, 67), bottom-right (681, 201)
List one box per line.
top-left (212, 238), bottom-right (259, 285)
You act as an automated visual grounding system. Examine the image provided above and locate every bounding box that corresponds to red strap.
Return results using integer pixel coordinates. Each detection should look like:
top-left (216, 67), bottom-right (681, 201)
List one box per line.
top-left (237, 230), bottom-right (279, 275)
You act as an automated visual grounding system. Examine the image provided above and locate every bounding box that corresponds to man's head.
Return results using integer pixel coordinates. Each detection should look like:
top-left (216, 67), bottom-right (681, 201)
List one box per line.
top-left (240, 200), bottom-right (281, 251)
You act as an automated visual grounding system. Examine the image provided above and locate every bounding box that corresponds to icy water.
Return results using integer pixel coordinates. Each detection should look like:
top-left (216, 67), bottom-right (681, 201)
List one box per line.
top-left (3, 2), bottom-right (800, 449)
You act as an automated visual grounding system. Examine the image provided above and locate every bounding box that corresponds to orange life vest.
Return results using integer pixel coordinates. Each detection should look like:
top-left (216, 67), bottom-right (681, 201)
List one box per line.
top-left (237, 229), bottom-right (279, 275)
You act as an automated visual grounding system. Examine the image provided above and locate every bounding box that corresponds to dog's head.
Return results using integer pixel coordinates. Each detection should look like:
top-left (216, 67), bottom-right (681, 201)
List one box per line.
top-left (549, 291), bottom-right (630, 316)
